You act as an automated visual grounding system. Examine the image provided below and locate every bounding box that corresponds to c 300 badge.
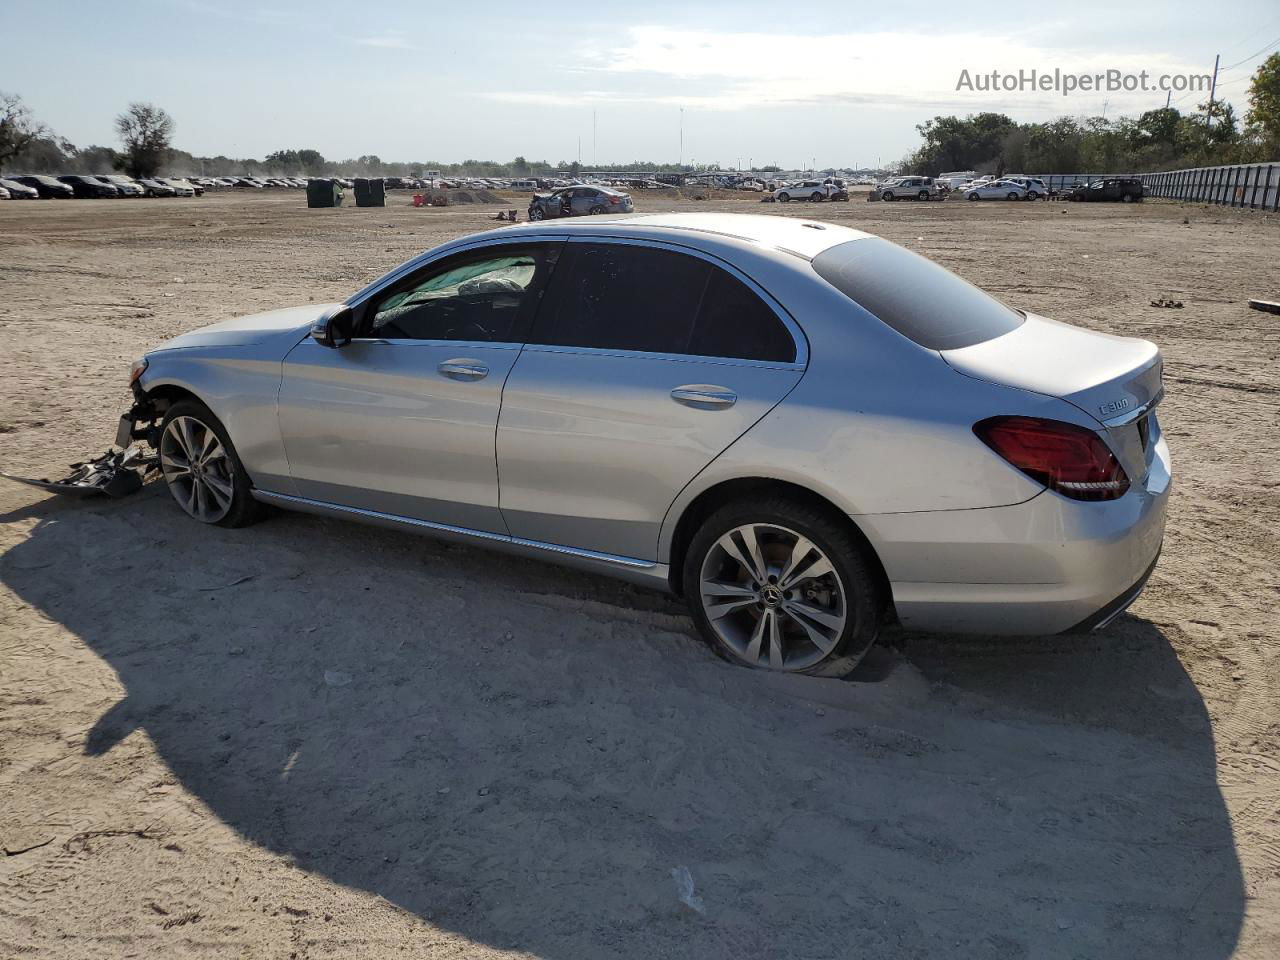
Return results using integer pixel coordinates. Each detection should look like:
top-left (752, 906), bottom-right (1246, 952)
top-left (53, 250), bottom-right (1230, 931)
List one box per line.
top-left (1099, 398), bottom-right (1131, 416)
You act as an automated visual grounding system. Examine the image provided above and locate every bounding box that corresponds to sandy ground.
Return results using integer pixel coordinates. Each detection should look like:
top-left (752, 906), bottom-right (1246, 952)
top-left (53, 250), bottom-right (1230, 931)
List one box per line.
top-left (0, 191), bottom-right (1277, 959)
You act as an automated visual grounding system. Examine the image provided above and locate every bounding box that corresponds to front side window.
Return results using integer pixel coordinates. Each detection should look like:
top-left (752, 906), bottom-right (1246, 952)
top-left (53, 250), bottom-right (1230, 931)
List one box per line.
top-left (365, 247), bottom-right (553, 343)
top-left (533, 242), bottom-right (796, 363)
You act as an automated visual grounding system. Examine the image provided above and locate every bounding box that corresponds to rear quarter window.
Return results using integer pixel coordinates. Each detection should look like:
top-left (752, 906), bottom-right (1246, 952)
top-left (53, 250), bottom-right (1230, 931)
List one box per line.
top-left (810, 238), bottom-right (1024, 350)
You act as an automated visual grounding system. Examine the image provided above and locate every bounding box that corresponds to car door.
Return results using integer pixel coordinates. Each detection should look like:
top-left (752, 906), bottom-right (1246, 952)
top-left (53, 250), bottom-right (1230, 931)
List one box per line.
top-left (275, 241), bottom-right (562, 533)
top-left (496, 238), bottom-right (806, 561)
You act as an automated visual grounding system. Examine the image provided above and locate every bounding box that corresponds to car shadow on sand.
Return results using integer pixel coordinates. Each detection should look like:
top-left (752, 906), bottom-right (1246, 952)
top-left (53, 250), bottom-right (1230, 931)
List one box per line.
top-left (0, 487), bottom-right (1245, 959)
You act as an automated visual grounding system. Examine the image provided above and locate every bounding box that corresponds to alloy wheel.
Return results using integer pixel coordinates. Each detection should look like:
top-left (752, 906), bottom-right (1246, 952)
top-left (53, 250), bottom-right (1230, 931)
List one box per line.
top-left (160, 415), bottom-right (235, 523)
top-left (698, 522), bottom-right (848, 671)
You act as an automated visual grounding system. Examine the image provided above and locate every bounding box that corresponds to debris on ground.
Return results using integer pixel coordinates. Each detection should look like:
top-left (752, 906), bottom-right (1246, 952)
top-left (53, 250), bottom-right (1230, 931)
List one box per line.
top-left (1150, 298), bottom-right (1184, 308)
top-left (670, 865), bottom-right (706, 914)
top-left (1248, 298), bottom-right (1280, 314)
top-left (0, 447), bottom-right (156, 498)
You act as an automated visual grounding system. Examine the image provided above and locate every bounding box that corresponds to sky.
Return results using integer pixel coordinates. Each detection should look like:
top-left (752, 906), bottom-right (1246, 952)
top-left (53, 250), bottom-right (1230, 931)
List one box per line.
top-left (3, 0), bottom-right (1277, 169)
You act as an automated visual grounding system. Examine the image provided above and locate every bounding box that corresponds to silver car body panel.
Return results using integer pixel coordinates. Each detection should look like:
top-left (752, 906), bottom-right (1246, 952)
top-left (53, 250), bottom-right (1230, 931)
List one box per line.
top-left (136, 212), bottom-right (1171, 636)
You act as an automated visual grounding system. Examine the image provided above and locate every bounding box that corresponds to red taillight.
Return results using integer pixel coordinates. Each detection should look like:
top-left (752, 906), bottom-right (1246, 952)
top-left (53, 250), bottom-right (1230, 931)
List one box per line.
top-left (974, 416), bottom-right (1129, 501)
top-left (609, 196), bottom-right (620, 204)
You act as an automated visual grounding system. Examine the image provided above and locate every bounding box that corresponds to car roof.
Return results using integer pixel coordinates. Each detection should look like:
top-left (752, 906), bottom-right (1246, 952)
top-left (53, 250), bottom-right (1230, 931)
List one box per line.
top-left (508, 212), bottom-right (873, 260)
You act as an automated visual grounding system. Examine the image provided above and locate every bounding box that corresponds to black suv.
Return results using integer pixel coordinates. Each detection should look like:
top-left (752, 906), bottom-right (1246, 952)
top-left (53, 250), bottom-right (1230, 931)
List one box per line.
top-left (1068, 178), bottom-right (1144, 203)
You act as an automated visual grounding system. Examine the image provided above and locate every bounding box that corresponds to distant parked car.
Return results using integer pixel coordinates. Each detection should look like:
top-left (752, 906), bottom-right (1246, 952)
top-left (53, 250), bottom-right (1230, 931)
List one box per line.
top-left (137, 178), bottom-right (177, 197)
top-left (94, 175), bottom-right (144, 197)
top-left (774, 180), bottom-right (838, 202)
top-left (58, 175), bottom-right (120, 198)
top-left (1068, 178), bottom-right (1144, 203)
top-left (0, 177), bottom-right (39, 199)
top-left (0, 184), bottom-right (8, 200)
top-left (158, 177), bottom-right (200, 196)
top-left (528, 185), bottom-right (634, 220)
top-left (1003, 176), bottom-right (1049, 200)
top-left (12, 175), bottom-right (74, 198)
top-left (879, 176), bottom-right (939, 201)
top-left (966, 180), bottom-right (1029, 201)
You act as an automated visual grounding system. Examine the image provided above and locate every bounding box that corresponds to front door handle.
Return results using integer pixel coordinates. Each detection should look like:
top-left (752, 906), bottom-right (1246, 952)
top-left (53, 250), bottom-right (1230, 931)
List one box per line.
top-left (670, 385), bottom-right (737, 410)
top-left (439, 359), bottom-right (489, 381)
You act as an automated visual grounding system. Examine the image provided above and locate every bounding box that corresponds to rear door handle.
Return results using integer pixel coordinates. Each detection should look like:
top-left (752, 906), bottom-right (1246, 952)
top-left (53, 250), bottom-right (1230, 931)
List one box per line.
top-left (670, 385), bottom-right (737, 409)
top-left (438, 359), bottom-right (489, 381)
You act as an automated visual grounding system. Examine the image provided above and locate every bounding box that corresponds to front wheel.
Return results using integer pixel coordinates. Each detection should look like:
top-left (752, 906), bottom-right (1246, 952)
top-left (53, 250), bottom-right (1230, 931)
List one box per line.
top-left (777, 193), bottom-right (791, 202)
top-left (1122, 193), bottom-right (1135, 203)
top-left (528, 205), bottom-right (545, 220)
top-left (882, 191), bottom-right (895, 201)
top-left (1007, 191), bottom-right (1019, 200)
top-left (159, 400), bottom-right (264, 528)
top-left (968, 192), bottom-right (980, 201)
top-left (683, 497), bottom-right (882, 678)
top-left (1027, 191), bottom-right (1039, 200)
top-left (917, 190), bottom-right (929, 201)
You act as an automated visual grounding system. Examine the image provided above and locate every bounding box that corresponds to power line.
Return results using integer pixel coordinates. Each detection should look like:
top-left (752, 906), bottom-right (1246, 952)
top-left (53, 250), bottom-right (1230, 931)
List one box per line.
top-left (1220, 35), bottom-right (1280, 72)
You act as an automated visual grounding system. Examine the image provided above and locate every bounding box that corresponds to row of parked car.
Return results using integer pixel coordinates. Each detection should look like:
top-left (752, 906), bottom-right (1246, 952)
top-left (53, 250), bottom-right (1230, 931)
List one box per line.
top-left (870, 174), bottom-right (1145, 203)
top-left (0, 174), bottom-right (206, 199)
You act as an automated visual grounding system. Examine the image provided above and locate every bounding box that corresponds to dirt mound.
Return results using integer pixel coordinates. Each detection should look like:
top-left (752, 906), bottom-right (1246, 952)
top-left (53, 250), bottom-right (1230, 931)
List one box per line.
top-left (443, 189), bottom-right (502, 205)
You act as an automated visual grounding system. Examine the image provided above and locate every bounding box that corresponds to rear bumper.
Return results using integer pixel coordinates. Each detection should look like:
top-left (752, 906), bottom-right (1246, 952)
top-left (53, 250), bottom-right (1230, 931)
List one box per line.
top-left (858, 435), bottom-right (1171, 635)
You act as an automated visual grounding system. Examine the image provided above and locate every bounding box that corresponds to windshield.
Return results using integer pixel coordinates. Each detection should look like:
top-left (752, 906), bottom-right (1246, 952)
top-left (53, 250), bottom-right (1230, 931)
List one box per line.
top-left (810, 238), bottom-right (1025, 350)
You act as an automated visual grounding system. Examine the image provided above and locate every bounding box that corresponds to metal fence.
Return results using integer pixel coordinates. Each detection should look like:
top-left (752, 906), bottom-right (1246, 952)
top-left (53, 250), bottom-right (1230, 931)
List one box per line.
top-left (1137, 162), bottom-right (1280, 210)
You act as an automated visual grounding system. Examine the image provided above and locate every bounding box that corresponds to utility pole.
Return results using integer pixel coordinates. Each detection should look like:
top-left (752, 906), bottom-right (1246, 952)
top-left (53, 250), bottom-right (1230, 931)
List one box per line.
top-left (593, 110), bottom-right (597, 166)
top-left (679, 107), bottom-right (683, 168)
top-left (1165, 90), bottom-right (1171, 109)
top-left (1206, 53), bottom-right (1220, 129)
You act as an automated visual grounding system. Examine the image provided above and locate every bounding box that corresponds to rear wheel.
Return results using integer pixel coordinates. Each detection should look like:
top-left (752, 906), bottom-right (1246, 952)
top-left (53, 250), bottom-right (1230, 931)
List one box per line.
top-left (589, 204), bottom-right (607, 214)
top-left (810, 192), bottom-right (823, 202)
top-left (159, 400), bottom-right (264, 528)
top-left (1122, 193), bottom-right (1135, 203)
top-left (683, 497), bottom-right (882, 678)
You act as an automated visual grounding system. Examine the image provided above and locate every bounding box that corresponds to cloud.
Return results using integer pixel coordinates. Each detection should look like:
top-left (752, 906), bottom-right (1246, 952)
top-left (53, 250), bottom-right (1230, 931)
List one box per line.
top-left (355, 34), bottom-right (414, 50)
top-left (479, 26), bottom-right (1209, 115)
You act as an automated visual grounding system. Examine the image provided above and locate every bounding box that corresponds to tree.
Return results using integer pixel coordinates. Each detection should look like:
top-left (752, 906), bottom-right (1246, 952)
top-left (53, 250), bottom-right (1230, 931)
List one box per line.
top-left (511, 155), bottom-right (530, 175)
top-left (0, 92), bottom-right (48, 169)
top-left (1245, 52), bottom-right (1280, 152)
top-left (115, 103), bottom-right (174, 178)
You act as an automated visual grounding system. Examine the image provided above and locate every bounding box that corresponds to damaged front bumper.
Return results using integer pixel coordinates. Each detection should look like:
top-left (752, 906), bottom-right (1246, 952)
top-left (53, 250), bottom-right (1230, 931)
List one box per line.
top-left (0, 383), bottom-right (162, 499)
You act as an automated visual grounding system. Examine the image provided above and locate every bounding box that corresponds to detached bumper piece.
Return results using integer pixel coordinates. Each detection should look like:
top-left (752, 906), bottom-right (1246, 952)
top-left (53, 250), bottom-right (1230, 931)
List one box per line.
top-left (0, 447), bottom-right (157, 499)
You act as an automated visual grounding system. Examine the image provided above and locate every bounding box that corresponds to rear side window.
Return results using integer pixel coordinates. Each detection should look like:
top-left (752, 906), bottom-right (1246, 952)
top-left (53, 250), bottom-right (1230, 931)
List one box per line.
top-left (810, 238), bottom-right (1023, 350)
top-left (533, 243), bottom-right (796, 363)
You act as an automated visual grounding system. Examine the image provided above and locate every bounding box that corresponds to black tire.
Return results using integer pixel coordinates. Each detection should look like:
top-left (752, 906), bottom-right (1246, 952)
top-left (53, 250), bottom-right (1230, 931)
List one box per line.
top-left (1122, 193), bottom-right (1135, 203)
top-left (528, 206), bottom-right (544, 221)
top-left (917, 190), bottom-right (929, 201)
top-left (589, 205), bottom-right (607, 215)
top-left (810, 192), bottom-right (823, 202)
top-left (1027, 191), bottom-right (1039, 200)
top-left (1007, 191), bottom-right (1019, 201)
top-left (882, 191), bottom-right (895, 201)
top-left (968, 192), bottom-right (979, 201)
top-left (682, 496), bottom-right (883, 678)
top-left (158, 399), bottom-right (265, 528)
top-left (778, 192), bottom-right (791, 202)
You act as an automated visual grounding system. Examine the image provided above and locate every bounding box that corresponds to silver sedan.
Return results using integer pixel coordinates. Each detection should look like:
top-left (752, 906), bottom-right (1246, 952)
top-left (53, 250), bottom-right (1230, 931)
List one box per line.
top-left (122, 213), bottom-right (1170, 677)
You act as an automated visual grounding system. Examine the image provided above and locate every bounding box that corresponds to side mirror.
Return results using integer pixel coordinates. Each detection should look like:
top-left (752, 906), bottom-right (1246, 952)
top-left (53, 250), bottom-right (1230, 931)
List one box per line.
top-left (311, 305), bottom-right (355, 348)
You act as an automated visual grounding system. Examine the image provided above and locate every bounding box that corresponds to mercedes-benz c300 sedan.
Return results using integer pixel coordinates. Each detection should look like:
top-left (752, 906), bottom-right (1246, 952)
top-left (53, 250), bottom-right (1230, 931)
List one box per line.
top-left (120, 213), bottom-right (1169, 677)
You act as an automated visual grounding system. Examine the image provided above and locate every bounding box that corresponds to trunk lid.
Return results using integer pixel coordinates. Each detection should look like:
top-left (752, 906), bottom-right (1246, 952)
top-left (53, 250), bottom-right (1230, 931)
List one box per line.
top-left (941, 312), bottom-right (1163, 480)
